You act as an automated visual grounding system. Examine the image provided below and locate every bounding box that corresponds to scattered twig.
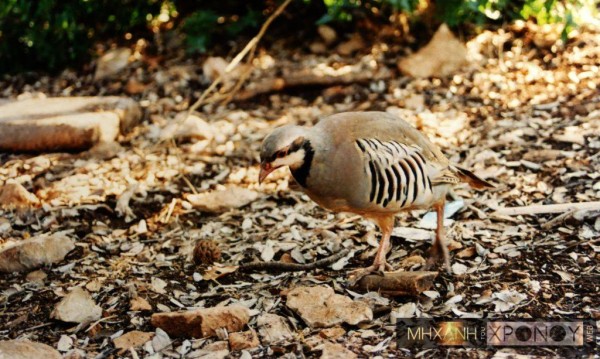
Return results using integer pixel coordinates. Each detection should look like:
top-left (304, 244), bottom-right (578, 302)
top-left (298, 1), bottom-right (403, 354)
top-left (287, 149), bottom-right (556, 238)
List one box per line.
top-left (221, 54), bottom-right (257, 106)
top-left (510, 298), bottom-right (537, 315)
top-left (540, 208), bottom-right (577, 229)
top-left (493, 201), bottom-right (600, 216)
top-left (187, 0), bottom-right (292, 113)
top-left (22, 322), bottom-right (53, 332)
top-left (179, 174), bottom-right (198, 195)
top-left (557, 237), bottom-right (600, 253)
top-left (161, 198), bottom-right (177, 224)
top-left (239, 248), bottom-right (351, 272)
top-left (85, 315), bottom-right (117, 333)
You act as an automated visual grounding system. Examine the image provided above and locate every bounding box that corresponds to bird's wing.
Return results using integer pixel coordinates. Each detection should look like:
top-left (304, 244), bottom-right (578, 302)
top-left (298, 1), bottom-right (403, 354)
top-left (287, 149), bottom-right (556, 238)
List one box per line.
top-left (353, 137), bottom-right (437, 210)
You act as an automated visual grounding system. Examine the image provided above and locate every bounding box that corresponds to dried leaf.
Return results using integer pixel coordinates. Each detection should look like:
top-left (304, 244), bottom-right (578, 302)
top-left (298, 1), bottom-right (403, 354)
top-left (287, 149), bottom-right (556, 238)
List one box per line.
top-left (203, 265), bottom-right (239, 281)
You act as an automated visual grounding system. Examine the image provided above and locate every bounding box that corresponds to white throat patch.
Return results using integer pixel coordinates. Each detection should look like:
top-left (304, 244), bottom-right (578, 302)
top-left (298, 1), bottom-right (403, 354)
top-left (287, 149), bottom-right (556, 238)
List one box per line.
top-left (272, 149), bottom-right (305, 169)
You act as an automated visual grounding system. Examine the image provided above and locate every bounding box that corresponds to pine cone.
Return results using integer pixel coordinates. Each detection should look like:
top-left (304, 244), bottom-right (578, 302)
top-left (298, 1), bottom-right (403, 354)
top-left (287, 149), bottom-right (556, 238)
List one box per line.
top-left (193, 239), bottom-right (221, 265)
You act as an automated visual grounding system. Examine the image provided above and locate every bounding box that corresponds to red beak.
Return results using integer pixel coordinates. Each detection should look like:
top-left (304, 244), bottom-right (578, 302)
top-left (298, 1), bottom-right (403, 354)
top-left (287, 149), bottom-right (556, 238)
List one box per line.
top-left (258, 162), bottom-right (274, 185)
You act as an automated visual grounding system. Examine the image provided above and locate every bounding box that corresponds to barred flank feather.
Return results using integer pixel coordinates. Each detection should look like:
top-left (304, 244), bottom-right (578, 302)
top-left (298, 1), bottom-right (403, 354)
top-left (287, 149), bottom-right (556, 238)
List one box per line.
top-left (356, 138), bottom-right (433, 208)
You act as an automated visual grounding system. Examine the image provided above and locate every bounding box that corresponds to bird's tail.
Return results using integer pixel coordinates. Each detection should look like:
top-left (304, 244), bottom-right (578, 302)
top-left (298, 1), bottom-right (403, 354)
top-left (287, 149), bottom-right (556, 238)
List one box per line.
top-left (451, 165), bottom-right (495, 189)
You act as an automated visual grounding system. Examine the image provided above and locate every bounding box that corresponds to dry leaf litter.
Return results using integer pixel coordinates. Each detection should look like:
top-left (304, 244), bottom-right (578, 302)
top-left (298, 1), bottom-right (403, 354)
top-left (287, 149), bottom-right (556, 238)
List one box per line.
top-left (0, 23), bottom-right (599, 358)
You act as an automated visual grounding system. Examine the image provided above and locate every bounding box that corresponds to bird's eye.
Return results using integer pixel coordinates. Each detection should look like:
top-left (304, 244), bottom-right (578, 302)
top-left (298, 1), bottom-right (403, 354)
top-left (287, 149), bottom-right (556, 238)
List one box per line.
top-left (277, 151), bottom-right (286, 158)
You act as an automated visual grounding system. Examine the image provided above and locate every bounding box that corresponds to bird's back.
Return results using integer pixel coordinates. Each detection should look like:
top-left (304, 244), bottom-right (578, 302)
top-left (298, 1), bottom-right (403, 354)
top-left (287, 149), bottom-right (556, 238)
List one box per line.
top-left (315, 111), bottom-right (449, 165)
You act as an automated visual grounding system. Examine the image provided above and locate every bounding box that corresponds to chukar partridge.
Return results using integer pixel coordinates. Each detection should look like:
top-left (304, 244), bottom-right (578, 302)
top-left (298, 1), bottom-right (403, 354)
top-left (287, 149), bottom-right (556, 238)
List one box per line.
top-left (259, 112), bottom-right (493, 279)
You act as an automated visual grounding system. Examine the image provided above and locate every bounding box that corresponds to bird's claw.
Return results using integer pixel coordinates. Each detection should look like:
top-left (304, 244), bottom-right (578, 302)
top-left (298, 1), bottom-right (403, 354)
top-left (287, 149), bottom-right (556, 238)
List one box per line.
top-left (347, 267), bottom-right (374, 286)
top-left (347, 262), bottom-right (391, 286)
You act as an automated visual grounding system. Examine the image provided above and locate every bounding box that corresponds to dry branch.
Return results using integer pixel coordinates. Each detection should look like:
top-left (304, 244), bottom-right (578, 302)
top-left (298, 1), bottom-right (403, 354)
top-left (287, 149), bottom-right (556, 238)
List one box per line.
top-left (352, 271), bottom-right (438, 296)
top-left (188, 0), bottom-right (292, 113)
top-left (493, 201), bottom-right (600, 216)
top-left (540, 209), bottom-right (577, 229)
top-left (233, 66), bottom-right (391, 101)
top-left (239, 248), bottom-right (351, 272)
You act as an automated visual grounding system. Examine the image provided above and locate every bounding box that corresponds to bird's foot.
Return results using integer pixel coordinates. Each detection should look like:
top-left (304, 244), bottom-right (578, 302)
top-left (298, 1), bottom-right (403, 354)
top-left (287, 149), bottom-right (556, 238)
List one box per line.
top-left (347, 265), bottom-right (381, 286)
top-left (425, 247), bottom-right (451, 274)
top-left (347, 261), bottom-right (391, 286)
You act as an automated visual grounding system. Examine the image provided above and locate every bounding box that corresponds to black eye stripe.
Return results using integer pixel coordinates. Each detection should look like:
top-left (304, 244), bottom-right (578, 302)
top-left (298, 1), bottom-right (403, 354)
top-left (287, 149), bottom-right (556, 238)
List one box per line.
top-left (288, 140), bottom-right (303, 153)
top-left (276, 139), bottom-right (304, 160)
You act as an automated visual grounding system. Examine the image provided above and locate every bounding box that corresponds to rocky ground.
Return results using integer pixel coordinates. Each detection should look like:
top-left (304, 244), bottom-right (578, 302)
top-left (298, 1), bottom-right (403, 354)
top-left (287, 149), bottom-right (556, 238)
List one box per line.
top-left (0, 22), bottom-right (599, 358)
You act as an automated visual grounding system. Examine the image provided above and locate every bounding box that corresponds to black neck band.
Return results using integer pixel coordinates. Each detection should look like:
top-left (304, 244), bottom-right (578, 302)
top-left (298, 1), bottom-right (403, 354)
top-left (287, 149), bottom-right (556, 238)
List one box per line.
top-left (291, 140), bottom-right (314, 187)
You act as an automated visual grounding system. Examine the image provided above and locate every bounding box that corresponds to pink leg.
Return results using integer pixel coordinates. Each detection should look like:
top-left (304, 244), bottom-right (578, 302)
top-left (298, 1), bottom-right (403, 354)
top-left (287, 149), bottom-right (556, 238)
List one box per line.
top-left (371, 216), bottom-right (394, 271)
top-left (349, 215), bottom-right (394, 284)
top-left (426, 201), bottom-right (451, 273)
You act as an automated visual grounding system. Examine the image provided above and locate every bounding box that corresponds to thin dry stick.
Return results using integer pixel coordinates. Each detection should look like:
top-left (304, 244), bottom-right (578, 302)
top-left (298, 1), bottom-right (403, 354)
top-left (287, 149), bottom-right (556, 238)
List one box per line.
top-left (188, 76), bottom-right (223, 115)
top-left (180, 174), bottom-right (198, 195)
top-left (494, 201), bottom-right (600, 216)
top-left (239, 248), bottom-right (351, 272)
top-left (221, 47), bottom-right (258, 106)
top-left (540, 208), bottom-right (577, 230)
top-left (187, 0), bottom-right (292, 114)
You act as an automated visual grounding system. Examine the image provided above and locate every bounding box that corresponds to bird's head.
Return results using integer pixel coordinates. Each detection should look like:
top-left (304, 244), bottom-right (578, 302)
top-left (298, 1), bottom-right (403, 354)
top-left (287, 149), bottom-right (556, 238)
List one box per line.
top-left (259, 125), bottom-right (308, 184)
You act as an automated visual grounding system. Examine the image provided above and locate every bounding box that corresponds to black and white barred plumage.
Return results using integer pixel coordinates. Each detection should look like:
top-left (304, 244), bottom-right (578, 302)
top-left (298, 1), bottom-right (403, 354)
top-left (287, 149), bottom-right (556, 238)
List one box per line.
top-left (355, 138), bottom-right (435, 209)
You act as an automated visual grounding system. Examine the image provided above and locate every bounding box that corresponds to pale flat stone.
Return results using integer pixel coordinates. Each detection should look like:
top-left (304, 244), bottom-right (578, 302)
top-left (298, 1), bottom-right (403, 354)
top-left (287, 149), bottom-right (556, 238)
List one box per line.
top-left (398, 24), bottom-right (467, 78)
top-left (319, 327), bottom-right (346, 340)
top-left (0, 96), bottom-right (141, 151)
top-left (151, 305), bottom-right (249, 338)
top-left (0, 340), bottom-right (61, 359)
top-left (229, 329), bottom-right (260, 351)
top-left (188, 341), bottom-right (229, 359)
top-left (256, 313), bottom-right (294, 345)
top-left (56, 335), bottom-right (73, 352)
top-left (160, 114), bottom-right (214, 141)
top-left (202, 57), bottom-right (229, 82)
top-left (51, 287), bottom-right (103, 323)
top-left (320, 342), bottom-right (357, 359)
top-left (336, 34), bottom-right (365, 56)
top-left (25, 270), bottom-right (47, 282)
top-left (0, 233), bottom-right (75, 273)
top-left (318, 25), bottom-right (337, 45)
top-left (185, 186), bottom-right (259, 213)
top-left (130, 296), bottom-right (152, 311)
top-left (0, 218), bottom-right (11, 234)
top-left (0, 182), bottom-right (40, 209)
top-left (286, 286), bottom-right (372, 328)
top-left (95, 48), bottom-right (131, 80)
top-left (152, 328), bottom-right (171, 352)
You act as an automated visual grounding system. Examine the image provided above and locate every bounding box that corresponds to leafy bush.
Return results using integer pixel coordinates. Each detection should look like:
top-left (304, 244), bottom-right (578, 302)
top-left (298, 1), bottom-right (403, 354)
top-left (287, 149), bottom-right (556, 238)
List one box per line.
top-left (0, 0), bottom-right (162, 73)
top-left (317, 0), bottom-right (420, 24)
top-left (0, 0), bottom-right (595, 73)
top-left (182, 7), bottom-right (261, 54)
top-left (434, 0), bottom-right (593, 41)
top-left (318, 0), bottom-right (591, 29)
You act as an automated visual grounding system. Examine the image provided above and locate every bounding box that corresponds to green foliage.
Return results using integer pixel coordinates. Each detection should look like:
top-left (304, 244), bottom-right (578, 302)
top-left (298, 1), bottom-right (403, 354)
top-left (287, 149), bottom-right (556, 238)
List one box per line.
top-left (317, 0), bottom-right (359, 24)
top-left (183, 7), bottom-right (261, 54)
top-left (0, 0), bottom-right (596, 73)
top-left (182, 10), bottom-right (220, 54)
top-left (317, 0), bottom-right (420, 24)
top-left (433, 0), bottom-right (589, 33)
top-left (0, 0), bottom-right (162, 73)
top-left (434, 0), bottom-right (520, 26)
